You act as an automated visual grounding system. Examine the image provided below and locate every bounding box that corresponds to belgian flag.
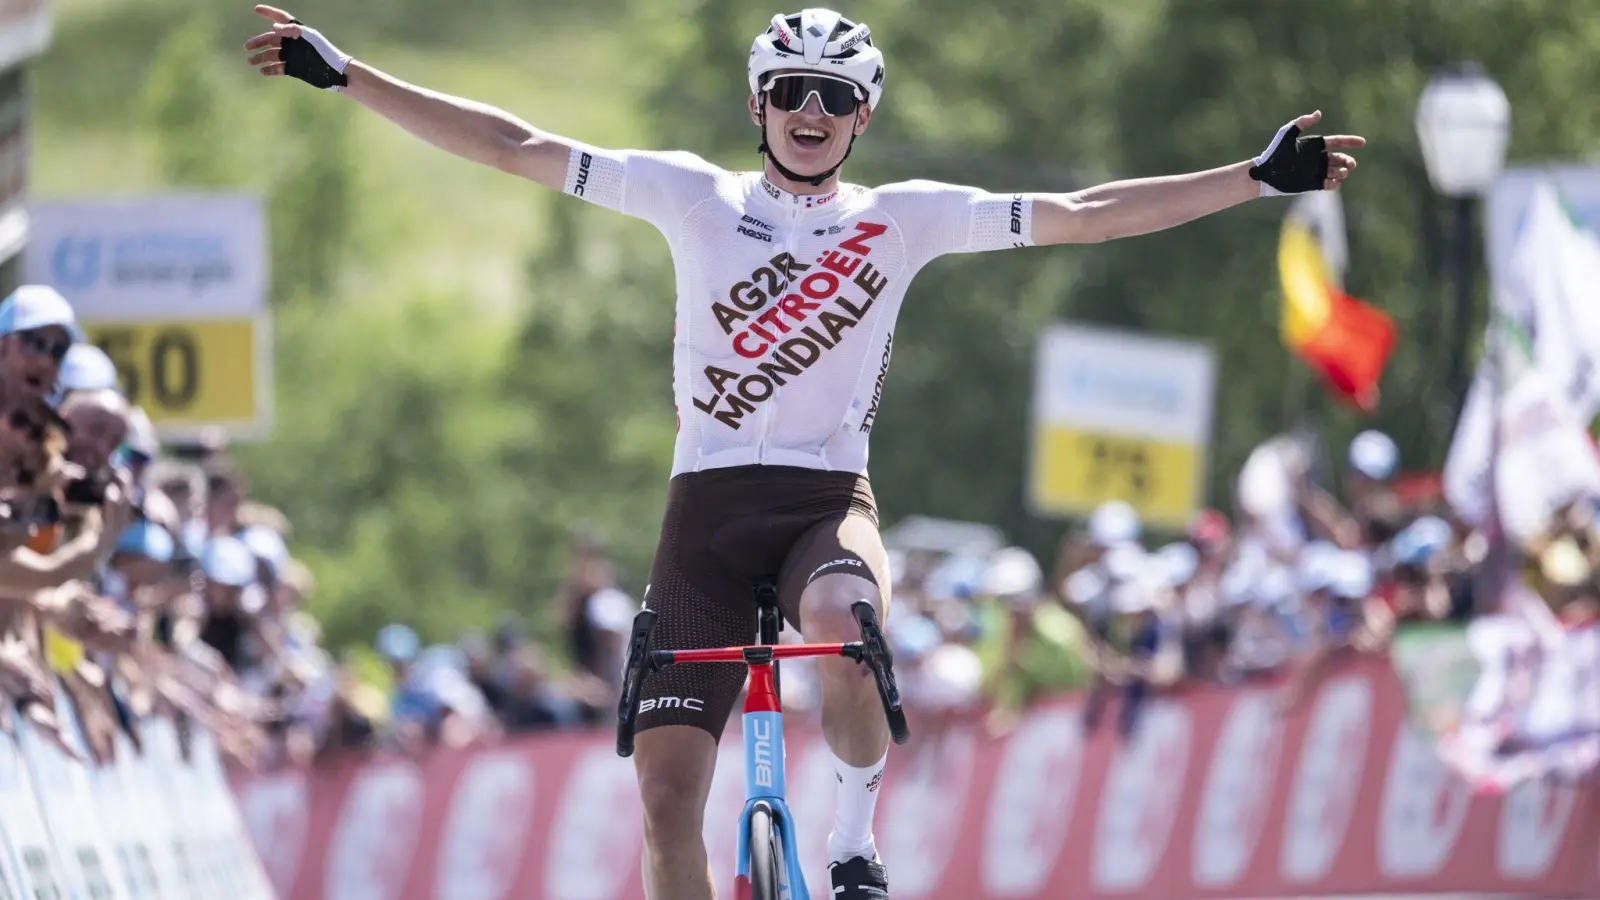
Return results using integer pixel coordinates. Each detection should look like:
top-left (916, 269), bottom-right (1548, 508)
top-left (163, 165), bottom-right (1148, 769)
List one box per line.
top-left (1277, 191), bottom-right (1396, 412)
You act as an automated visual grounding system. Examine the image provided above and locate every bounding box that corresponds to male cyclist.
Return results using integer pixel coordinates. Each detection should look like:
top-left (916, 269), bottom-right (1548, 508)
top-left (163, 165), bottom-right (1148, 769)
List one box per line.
top-left (245, 6), bottom-right (1363, 897)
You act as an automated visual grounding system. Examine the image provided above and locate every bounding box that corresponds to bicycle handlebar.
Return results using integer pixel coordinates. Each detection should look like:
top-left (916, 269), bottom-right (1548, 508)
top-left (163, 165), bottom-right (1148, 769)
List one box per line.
top-left (615, 608), bottom-right (657, 758)
top-left (615, 602), bottom-right (911, 758)
top-left (850, 601), bottom-right (910, 745)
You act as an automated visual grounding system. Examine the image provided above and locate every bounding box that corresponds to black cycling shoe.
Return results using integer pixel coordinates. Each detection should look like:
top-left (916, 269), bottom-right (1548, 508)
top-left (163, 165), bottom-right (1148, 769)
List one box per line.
top-left (829, 855), bottom-right (890, 899)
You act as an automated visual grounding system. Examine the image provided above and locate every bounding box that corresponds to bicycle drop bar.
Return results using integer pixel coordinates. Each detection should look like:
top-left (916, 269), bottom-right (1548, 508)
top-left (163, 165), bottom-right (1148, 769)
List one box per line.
top-left (615, 604), bottom-right (911, 758)
top-left (616, 608), bottom-right (658, 758)
top-left (850, 601), bottom-right (910, 745)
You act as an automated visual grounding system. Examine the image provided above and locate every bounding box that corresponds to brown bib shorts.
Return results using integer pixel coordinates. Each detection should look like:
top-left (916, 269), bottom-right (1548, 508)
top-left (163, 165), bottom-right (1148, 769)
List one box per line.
top-left (636, 464), bottom-right (890, 741)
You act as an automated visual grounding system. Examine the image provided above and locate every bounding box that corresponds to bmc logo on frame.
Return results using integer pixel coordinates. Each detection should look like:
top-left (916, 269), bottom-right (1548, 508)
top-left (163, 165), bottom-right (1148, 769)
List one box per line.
top-left (639, 696), bottom-right (705, 714)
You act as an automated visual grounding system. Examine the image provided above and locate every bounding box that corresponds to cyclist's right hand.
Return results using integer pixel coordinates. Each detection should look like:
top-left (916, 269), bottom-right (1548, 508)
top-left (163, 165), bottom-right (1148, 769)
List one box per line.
top-left (244, 5), bottom-right (352, 92)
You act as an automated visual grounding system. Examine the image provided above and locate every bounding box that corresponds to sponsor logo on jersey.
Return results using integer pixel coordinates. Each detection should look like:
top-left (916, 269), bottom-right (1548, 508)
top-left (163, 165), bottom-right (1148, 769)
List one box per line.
top-left (804, 190), bottom-right (839, 209)
top-left (693, 221), bottom-right (890, 430)
top-left (737, 226), bottom-right (773, 243)
top-left (741, 215), bottom-right (774, 232)
top-left (858, 331), bottom-right (893, 433)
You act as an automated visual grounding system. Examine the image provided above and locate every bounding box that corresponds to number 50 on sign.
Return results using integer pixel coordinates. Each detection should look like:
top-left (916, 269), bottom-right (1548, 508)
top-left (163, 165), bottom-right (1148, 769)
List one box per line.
top-left (83, 318), bottom-right (269, 437)
top-left (1028, 324), bottom-right (1216, 529)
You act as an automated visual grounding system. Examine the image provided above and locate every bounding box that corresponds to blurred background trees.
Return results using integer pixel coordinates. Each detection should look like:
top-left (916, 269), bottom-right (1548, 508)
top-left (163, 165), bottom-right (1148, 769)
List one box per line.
top-left (33, 0), bottom-right (1600, 652)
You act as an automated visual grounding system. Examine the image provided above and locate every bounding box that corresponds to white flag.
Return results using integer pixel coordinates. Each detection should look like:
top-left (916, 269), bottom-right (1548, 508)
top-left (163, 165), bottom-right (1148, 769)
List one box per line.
top-left (1444, 180), bottom-right (1600, 528)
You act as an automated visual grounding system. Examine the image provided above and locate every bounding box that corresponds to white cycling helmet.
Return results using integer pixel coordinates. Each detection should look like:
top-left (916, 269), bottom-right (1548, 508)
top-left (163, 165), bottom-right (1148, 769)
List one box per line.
top-left (748, 9), bottom-right (886, 110)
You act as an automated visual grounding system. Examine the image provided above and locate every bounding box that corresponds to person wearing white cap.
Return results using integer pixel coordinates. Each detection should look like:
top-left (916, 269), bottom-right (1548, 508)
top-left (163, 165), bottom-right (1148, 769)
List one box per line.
top-left (50, 343), bottom-right (120, 405)
top-left (0, 286), bottom-right (83, 404)
top-left (1050, 500), bottom-right (1143, 625)
top-left (1347, 429), bottom-right (1399, 488)
top-left (193, 535), bottom-right (267, 679)
top-left (61, 389), bottom-right (130, 481)
top-left (1323, 428), bottom-right (1403, 541)
top-left (1279, 548), bottom-right (1381, 713)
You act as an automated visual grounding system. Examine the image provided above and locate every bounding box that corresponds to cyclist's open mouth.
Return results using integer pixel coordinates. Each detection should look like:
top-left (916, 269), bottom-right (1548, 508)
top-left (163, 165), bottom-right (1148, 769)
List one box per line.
top-left (790, 126), bottom-right (830, 149)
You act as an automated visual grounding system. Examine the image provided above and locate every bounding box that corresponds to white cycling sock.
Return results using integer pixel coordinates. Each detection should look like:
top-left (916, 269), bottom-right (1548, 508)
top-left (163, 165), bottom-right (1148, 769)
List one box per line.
top-left (827, 750), bottom-right (887, 865)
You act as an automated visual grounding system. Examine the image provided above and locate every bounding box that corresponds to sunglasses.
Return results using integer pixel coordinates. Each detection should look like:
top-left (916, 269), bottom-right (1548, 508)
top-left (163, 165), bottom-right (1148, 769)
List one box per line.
top-left (16, 330), bottom-right (69, 362)
top-left (5, 408), bottom-right (43, 443)
top-left (762, 74), bottom-right (863, 117)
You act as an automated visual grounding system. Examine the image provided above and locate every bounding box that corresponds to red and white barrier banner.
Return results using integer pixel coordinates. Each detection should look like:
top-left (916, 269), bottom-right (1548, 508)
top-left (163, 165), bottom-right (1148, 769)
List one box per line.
top-left (232, 658), bottom-right (1600, 900)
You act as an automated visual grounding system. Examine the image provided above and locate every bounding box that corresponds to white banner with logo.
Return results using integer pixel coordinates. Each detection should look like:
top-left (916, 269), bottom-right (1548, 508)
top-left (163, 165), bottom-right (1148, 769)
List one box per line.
top-left (1028, 323), bottom-right (1216, 528)
top-left (0, 698), bottom-right (274, 900)
top-left (23, 193), bottom-right (273, 439)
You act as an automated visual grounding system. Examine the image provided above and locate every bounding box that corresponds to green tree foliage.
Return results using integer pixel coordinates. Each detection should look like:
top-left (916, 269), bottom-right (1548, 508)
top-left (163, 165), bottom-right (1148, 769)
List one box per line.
top-left (142, 16), bottom-right (237, 187)
top-left (267, 91), bottom-right (356, 306)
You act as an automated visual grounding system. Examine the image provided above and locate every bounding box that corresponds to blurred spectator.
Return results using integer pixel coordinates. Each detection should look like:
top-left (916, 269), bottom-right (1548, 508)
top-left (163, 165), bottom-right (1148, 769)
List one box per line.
top-left (0, 285), bottom-right (79, 403)
top-left (976, 545), bottom-right (1089, 736)
top-left (377, 623), bottom-right (494, 751)
top-left (498, 644), bottom-right (586, 733)
top-left (193, 536), bottom-right (270, 684)
top-left (202, 463), bottom-right (247, 541)
top-left (556, 534), bottom-right (637, 720)
top-left (459, 631), bottom-right (508, 714)
top-left (1178, 511), bottom-right (1233, 680)
top-left (560, 536), bottom-right (634, 678)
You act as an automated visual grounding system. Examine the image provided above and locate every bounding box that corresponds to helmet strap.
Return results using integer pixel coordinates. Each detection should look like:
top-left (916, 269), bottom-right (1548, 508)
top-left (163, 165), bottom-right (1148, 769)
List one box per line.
top-left (757, 104), bottom-right (857, 188)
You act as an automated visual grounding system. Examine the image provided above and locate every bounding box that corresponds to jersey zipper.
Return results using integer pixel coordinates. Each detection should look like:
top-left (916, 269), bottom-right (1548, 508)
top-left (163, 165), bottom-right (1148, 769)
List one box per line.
top-left (756, 196), bottom-right (806, 464)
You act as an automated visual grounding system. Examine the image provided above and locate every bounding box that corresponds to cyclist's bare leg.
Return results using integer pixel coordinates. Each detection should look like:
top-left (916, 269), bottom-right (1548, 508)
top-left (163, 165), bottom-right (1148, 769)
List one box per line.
top-left (801, 570), bottom-right (893, 871)
top-left (634, 725), bottom-right (718, 900)
top-left (800, 571), bottom-right (892, 764)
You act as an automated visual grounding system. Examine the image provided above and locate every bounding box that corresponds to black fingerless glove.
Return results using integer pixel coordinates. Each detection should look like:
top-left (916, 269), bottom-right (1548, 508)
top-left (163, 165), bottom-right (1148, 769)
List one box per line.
top-left (1249, 120), bottom-right (1328, 196)
top-left (283, 18), bottom-right (351, 91)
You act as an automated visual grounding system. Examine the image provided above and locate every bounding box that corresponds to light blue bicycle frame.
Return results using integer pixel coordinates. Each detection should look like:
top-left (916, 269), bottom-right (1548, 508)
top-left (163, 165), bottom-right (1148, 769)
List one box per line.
top-left (732, 672), bottom-right (810, 900)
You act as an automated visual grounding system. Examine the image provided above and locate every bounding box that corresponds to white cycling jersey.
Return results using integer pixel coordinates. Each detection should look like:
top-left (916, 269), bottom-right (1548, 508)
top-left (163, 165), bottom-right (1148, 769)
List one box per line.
top-left (563, 146), bottom-right (1036, 476)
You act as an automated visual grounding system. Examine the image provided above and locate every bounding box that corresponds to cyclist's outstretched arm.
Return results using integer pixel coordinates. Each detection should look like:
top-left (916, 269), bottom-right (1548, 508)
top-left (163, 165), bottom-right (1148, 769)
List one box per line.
top-left (1030, 111), bottom-right (1365, 246)
top-left (343, 63), bottom-right (572, 188)
top-left (243, 5), bottom-right (572, 190)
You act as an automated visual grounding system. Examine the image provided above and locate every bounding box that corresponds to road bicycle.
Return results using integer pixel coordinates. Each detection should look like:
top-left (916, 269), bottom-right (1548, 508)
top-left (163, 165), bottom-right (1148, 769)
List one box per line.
top-left (617, 578), bottom-right (909, 900)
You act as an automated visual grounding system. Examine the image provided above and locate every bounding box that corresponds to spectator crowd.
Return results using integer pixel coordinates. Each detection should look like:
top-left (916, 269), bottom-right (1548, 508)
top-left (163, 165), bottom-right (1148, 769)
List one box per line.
top-left (5, 278), bottom-right (1590, 784)
top-left (0, 283), bottom-right (661, 772)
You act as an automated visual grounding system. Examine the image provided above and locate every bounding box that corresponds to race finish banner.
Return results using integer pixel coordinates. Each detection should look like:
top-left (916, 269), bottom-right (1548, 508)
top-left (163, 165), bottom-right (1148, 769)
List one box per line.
top-left (1028, 323), bottom-right (1216, 528)
top-left (24, 194), bottom-right (272, 439)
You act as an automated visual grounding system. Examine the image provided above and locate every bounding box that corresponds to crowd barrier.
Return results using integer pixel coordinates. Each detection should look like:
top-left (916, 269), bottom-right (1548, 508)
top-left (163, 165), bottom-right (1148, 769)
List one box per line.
top-left (0, 680), bottom-right (275, 900)
top-left (230, 657), bottom-right (1600, 900)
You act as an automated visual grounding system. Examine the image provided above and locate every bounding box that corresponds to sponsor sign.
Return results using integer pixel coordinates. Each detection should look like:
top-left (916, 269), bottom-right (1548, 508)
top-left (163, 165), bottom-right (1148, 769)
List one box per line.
top-left (25, 194), bottom-right (272, 438)
top-left (1028, 323), bottom-right (1216, 527)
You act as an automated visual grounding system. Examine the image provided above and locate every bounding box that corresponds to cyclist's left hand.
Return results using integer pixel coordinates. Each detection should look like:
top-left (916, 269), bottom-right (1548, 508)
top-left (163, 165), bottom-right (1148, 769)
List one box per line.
top-left (1250, 110), bottom-right (1365, 196)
